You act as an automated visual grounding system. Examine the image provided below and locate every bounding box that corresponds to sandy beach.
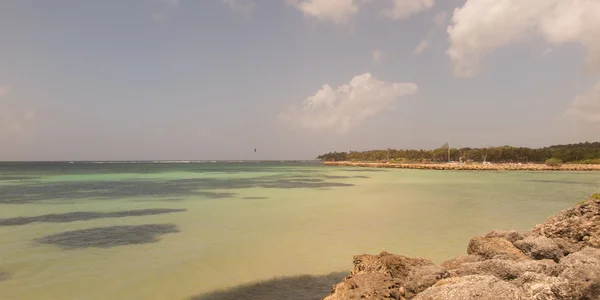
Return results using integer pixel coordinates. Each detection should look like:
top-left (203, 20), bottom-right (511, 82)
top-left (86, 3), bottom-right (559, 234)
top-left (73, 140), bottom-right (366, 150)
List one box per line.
top-left (323, 161), bottom-right (600, 171)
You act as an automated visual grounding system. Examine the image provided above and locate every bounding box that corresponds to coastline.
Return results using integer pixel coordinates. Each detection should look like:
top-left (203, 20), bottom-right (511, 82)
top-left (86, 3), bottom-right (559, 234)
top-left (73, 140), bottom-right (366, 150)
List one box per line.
top-left (323, 161), bottom-right (600, 171)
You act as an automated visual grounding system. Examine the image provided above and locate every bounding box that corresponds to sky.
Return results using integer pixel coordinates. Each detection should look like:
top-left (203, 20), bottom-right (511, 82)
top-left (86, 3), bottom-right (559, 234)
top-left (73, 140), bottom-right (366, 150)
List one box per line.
top-left (1, 0), bottom-right (599, 161)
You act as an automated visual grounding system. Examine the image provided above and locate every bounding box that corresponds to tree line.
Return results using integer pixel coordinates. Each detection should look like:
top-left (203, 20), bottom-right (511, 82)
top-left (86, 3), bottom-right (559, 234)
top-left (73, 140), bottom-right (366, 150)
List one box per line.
top-left (316, 142), bottom-right (600, 164)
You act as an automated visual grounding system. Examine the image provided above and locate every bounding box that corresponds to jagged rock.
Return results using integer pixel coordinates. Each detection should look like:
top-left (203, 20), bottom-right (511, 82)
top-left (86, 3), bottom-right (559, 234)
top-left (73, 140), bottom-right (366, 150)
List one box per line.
top-left (514, 236), bottom-right (564, 262)
top-left (529, 199), bottom-right (600, 248)
top-left (450, 258), bottom-right (557, 281)
top-left (351, 252), bottom-right (434, 278)
top-left (557, 247), bottom-right (600, 299)
top-left (485, 230), bottom-right (524, 244)
top-left (467, 236), bottom-right (529, 261)
top-left (323, 273), bottom-right (404, 300)
top-left (324, 252), bottom-right (448, 300)
top-left (412, 275), bottom-right (526, 300)
top-left (403, 265), bottom-right (449, 298)
top-left (440, 255), bottom-right (483, 270)
top-left (514, 272), bottom-right (574, 299)
top-left (551, 237), bottom-right (584, 256)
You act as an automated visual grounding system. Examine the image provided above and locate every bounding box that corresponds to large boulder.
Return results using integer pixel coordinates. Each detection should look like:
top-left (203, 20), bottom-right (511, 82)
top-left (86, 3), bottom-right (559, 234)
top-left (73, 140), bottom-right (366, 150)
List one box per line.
top-left (440, 255), bottom-right (482, 270)
top-left (528, 198), bottom-right (600, 249)
top-left (551, 237), bottom-right (584, 256)
top-left (412, 275), bottom-right (526, 300)
top-left (514, 236), bottom-right (564, 262)
top-left (557, 247), bottom-right (600, 299)
top-left (324, 252), bottom-right (448, 300)
top-left (485, 230), bottom-right (524, 244)
top-left (513, 272), bottom-right (574, 299)
top-left (467, 236), bottom-right (529, 261)
top-left (323, 272), bottom-right (405, 300)
top-left (449, 258), bottom-right (557, 281)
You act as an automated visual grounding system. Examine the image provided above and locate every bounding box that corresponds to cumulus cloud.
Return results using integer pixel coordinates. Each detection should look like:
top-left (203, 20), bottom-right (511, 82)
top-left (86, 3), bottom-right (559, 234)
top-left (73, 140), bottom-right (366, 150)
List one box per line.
top-left (566, 81), bottom-right (600, 123)
top-left (288, 0), bottom-right (359, 25)
top-left (382, 0), bottom-right (435, 20)
top-left (447, 0), bottom-right (600, 77)
top-left (413, 11), bottom-right (447, 55)
top-left (278, 73), bottom-right (418, 134)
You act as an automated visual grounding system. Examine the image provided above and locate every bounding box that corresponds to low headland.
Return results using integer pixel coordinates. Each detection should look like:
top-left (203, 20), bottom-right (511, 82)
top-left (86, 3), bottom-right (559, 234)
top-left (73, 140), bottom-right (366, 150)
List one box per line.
top-left (319, 142), bottom-right (600, 171)
top-left (323, 193), bottom-right (600, 299)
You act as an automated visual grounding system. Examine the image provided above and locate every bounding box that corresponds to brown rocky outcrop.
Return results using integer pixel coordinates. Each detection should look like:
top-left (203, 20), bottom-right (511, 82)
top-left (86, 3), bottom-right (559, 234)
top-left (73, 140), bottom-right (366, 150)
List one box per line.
top-left (323, 197), bottom-right (600, 300)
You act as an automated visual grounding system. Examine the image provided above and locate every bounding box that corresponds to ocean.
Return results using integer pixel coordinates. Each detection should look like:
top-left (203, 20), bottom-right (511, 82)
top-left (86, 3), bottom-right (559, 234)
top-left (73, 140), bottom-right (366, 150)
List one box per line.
top-left (0, 161), bottom-right (599, 300)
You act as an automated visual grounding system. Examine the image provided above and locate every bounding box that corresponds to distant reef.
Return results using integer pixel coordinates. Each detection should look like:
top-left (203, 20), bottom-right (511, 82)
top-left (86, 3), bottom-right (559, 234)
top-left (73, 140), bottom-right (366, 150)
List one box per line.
top-left (317, 142), bottom-right (600, 166)
top-left (322, 194), bottom-right (600, 300)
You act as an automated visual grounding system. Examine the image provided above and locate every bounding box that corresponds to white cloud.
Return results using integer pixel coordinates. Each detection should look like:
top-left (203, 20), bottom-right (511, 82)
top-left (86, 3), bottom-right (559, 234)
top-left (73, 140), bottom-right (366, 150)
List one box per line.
top-left (278, 73), bottom-right (418, 134)
top-left (288, 0), bottom-right (359, 25)
top-left (413, 11), bottom-right (447, 55)
top-left (371, 49), bottom-right (384, 63)
top-left (447, 0), bottom-right (600, 77)
top-left (566, 81), bottom-right (600, 123)
top-left (382, 0), bottom-right (434, 20)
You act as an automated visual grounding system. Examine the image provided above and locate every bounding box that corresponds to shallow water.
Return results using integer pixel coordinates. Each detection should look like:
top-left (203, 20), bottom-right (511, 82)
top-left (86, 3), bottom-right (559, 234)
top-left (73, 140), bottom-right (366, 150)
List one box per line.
top-left (0, 162), bottom-right (599, 300)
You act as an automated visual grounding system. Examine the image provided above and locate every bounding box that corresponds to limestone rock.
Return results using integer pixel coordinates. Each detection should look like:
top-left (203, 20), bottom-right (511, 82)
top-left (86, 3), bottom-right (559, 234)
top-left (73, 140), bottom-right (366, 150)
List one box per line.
top-left (440, 255), bottom-right (482, 270)
top-left (450, 258), bottom-right (557, 281)
top-left (557, 247), bottom-right (600, 299)
top-left (412, 275), bottom-right (526, 300)
top-left (351, 252), bottom-right (434, 278)
top-left (485, 230), bottom-right (524, 244)
top-left (324, 252), bottom-right (447, 300)
top-left (514, 272), bottom-right (574, 300)
top-left (529, 199), bottom-right (600, 249)
top-left (552, 237), bottom-right (584, 256)
top-left (323, 273), bottom-right (404, 300)
top-left (514, 236), bottom-right (564, 262)
top-left (467, 236), bottom-right (529, 261)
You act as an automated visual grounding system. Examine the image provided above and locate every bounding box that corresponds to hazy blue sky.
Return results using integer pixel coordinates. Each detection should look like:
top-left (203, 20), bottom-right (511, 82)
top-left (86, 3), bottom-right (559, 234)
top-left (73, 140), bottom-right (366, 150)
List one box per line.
top-left (1, 0), bottom-right (599, 160)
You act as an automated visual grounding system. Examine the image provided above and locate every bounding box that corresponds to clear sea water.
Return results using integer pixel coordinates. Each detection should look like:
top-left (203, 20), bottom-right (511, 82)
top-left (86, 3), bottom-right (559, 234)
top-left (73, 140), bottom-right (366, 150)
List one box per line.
top-left (0, 161), bottom-right (599, 300)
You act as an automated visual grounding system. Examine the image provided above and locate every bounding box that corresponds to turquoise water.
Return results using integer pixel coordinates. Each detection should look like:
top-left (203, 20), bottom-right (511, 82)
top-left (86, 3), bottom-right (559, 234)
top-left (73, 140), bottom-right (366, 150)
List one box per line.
top-left (0, 162), bottom-right (599, 300)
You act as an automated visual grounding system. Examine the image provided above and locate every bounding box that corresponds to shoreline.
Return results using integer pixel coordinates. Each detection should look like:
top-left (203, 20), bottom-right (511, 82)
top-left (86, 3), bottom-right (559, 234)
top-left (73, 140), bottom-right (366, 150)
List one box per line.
top-left (323, 161), bottom-right (600, 171)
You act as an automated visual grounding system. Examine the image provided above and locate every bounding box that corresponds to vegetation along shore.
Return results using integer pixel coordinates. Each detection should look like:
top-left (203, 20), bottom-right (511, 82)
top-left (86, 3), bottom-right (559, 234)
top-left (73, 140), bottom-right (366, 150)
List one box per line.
top-left (319, 142), bottom-right (600, 171)
top-left (323, 194), bottom-right (600, 299)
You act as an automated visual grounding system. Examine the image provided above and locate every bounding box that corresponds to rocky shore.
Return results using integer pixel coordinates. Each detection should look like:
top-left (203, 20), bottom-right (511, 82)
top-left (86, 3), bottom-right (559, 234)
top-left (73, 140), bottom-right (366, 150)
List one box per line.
top-left (323, 161), bottom-right (600, 171)
top-left (323, 196), bottom-right (600, 299)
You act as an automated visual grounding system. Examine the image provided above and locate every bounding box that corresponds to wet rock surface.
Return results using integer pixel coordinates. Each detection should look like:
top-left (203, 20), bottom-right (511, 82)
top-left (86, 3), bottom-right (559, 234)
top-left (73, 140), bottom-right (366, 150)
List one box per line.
top-left (323, 198), bottom-right (600, 300)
